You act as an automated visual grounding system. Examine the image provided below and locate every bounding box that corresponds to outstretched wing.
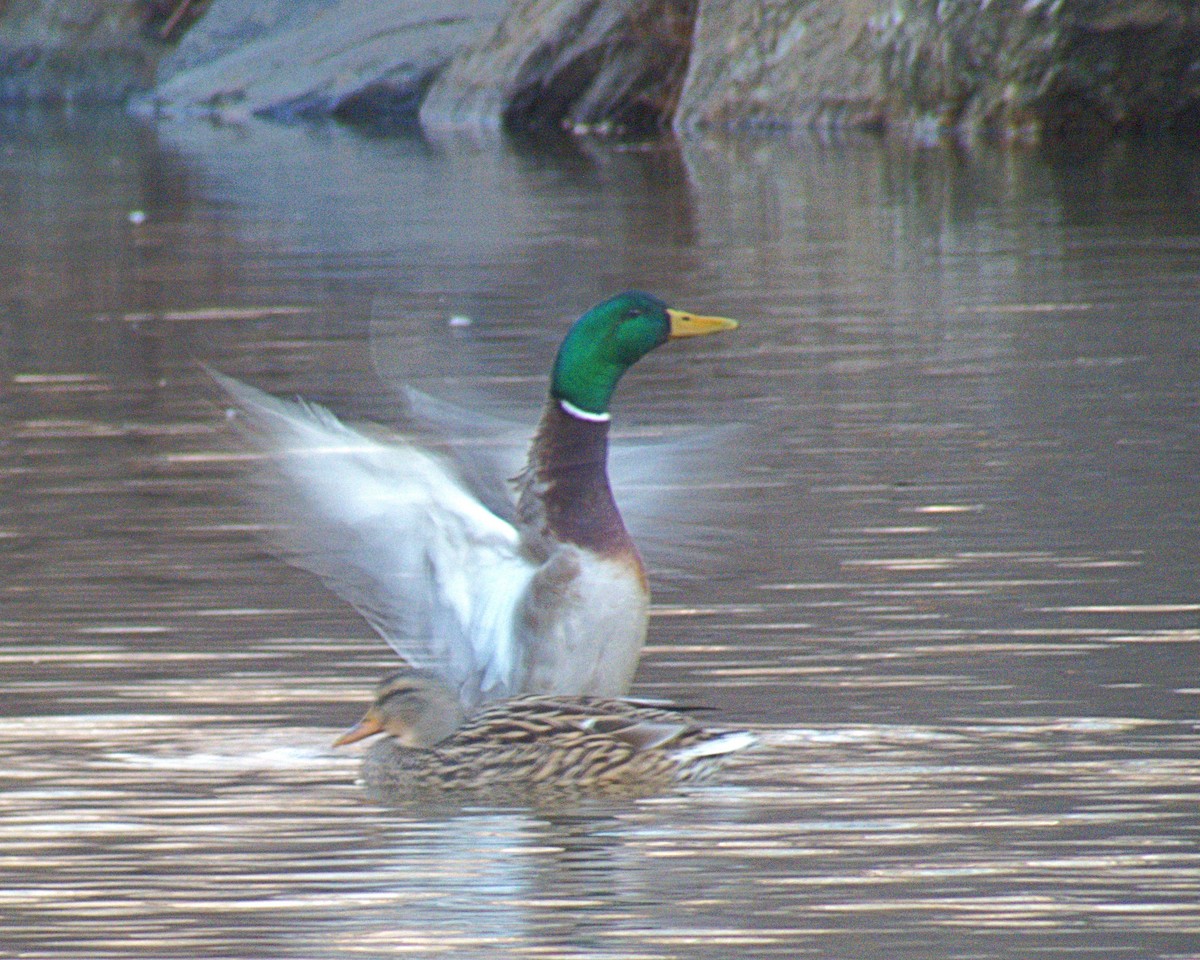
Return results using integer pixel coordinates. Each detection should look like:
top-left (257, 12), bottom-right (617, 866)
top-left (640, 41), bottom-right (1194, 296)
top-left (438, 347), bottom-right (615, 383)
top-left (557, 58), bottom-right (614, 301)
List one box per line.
top-left (398, 385), bottom-right (528, 527)
top-left (385, 386), bottom-right (755, 586)
top-left (207, 369), bottom-right (534, 705)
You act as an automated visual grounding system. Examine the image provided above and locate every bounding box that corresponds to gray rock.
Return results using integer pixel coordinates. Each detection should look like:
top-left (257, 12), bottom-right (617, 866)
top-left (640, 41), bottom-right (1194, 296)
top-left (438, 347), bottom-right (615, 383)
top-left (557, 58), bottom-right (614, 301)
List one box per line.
top-left (0, 0), bottom-right (161, 104)
top-left (156, 0), bottom-right (342, 78)
top-left (419, 0), bottom-right (697, 135)
top-left (675, 0), bottom-right (887, 132)
top-left (141, 0), bottom-right (507, 124)
top-left (880, 0), bottom-right (1200, 143)
top-left (4, 0), bottom-right (1199, 142)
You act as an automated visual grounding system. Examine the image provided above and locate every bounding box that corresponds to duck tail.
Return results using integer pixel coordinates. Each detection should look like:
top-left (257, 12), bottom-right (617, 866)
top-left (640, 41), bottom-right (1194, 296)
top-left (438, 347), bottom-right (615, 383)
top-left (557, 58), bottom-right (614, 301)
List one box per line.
top-left (674, 730), bottom-right (757, 762)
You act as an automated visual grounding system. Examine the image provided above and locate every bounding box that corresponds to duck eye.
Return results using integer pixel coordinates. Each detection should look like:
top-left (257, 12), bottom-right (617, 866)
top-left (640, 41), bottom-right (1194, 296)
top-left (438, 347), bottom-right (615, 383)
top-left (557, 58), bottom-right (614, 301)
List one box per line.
top-left (624, 307), bottom-right (644, 320)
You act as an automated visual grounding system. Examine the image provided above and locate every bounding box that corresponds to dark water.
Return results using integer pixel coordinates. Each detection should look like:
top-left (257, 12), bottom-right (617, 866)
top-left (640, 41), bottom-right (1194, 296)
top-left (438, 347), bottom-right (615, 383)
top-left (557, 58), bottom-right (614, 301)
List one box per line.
top-left (3, 110), bottom-right (1199, 959)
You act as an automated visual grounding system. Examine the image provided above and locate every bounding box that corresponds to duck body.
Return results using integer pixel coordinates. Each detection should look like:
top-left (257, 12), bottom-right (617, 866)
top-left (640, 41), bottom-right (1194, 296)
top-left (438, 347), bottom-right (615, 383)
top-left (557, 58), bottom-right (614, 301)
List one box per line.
top-left (510, 399), bottom-right (649, 696)
top-left (336, 669), bottom-right (756, 800)
top-left (210, 291), bottom-right (736, 707)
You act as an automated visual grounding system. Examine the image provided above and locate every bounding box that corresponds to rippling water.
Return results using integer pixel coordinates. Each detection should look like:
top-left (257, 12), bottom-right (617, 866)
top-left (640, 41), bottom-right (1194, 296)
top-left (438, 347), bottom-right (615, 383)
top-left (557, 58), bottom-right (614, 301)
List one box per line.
top-left (3, 111), bottom-right (1199, 958)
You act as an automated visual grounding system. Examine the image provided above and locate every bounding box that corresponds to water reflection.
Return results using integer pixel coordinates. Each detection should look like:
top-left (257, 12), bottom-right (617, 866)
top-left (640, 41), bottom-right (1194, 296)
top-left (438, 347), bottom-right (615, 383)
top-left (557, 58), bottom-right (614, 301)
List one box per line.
top-left (4, 714), bottom-right (1197, 957)
top-left (2, 110), bottom-right (1199, 958)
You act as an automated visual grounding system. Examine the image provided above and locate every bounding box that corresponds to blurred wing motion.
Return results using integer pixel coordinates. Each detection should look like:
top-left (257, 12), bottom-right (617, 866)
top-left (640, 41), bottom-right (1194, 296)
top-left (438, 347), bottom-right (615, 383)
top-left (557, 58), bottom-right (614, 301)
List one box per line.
top-left (208, 369), bottom-right (534, 703)
top-left (400, 384), bottom-right (752, 586)
top-left (207, 367), bottom-right (749, 705)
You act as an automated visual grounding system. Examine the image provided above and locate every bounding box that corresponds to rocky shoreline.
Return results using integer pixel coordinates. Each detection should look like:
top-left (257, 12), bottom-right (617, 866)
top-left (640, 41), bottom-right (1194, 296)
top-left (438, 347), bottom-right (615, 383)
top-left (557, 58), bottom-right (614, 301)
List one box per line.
top-left (2, 0), bottom-right (1198, 144)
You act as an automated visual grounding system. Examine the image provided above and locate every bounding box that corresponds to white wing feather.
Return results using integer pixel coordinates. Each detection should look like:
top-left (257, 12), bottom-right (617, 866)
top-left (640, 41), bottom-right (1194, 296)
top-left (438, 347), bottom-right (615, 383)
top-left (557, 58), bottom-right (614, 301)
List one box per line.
top-left (208, 370), bottom-right (534, 703)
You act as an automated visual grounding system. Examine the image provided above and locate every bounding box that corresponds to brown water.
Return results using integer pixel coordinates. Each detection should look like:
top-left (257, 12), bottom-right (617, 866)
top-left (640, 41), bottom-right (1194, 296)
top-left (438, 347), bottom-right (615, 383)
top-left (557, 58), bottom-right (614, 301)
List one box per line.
top-left (3, 110), bottom-right (1199, 959)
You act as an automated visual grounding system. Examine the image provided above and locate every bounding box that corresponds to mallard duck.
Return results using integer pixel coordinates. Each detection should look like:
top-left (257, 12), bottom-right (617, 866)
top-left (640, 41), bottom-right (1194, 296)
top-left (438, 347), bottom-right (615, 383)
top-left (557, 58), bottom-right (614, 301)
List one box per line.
top-left (333, 668), bottom-right (756, 798)
top-left (210, 291), bottom-right (736, 707)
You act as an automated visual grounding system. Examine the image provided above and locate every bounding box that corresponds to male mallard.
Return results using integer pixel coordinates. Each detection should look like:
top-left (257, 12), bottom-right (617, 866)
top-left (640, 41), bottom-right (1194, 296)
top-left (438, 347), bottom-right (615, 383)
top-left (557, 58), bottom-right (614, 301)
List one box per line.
top-left (211, 291), bottom-right (736, 706)
top-left (333, 668), bottom-right (756, 798)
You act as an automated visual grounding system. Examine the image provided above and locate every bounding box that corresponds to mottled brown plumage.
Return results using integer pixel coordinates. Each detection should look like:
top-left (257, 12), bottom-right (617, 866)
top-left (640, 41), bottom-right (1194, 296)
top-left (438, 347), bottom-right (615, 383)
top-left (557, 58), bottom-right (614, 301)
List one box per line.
top-left (334, 669), bottom-right (756, 801)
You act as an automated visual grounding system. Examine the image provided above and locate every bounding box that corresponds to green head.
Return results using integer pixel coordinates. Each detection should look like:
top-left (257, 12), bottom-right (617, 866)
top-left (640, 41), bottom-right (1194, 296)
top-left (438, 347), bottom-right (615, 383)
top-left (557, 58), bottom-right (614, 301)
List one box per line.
top-left (550, 291), bottom-right (737, 416)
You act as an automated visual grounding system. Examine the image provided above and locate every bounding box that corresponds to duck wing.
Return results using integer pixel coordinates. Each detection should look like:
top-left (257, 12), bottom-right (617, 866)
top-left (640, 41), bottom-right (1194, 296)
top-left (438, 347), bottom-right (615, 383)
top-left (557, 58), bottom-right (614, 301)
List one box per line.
top-left (207, 370), bottom-right (534, 704)
top-left (386, 387), bottom-right (751, 583)
top-left (398, 385), bottom-right (526, 527)
top-left (607, 421), bottom-right (755, 582)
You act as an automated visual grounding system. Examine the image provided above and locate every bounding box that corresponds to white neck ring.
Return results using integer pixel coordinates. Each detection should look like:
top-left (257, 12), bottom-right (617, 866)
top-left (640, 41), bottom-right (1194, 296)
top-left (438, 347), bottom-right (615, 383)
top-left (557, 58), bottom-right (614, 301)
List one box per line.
top-left (558, 399), bottom-right (612, 423)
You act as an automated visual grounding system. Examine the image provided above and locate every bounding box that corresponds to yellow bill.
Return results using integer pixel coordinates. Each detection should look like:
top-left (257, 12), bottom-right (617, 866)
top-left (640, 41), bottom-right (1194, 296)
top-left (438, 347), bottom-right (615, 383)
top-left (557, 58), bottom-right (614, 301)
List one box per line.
top-left (667, 308), bottom-right (739, 338)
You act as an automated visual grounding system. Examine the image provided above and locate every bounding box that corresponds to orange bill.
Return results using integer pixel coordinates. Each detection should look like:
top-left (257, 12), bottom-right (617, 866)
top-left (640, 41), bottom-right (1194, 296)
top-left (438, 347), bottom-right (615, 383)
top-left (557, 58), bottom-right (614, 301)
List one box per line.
top-left (332, 710), bottom-right (384, 747)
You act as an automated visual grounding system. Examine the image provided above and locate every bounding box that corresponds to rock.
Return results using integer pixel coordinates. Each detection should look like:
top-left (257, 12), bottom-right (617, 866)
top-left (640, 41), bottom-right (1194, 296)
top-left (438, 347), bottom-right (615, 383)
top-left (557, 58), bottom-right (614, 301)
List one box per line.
top-left (419, 0), bottom-right (698, 135)
top-left (0, 0), bottom-right (163, 104)
top-left (155, 0), bottom-right (340, 78)
top-left (140, 0), bottom-right (507, 124)
top-left (3, 0), bottom-right (1199, 143)
top-left (675, 0), bottom-right (888, 132)
top-left (880, 0), bottom-right (1200, 143)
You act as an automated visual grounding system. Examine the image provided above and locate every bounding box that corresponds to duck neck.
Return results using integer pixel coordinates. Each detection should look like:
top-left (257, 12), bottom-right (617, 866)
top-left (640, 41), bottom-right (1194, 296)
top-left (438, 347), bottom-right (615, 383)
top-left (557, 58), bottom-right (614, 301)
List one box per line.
top-left (520, 398), bottom-right (636, 557)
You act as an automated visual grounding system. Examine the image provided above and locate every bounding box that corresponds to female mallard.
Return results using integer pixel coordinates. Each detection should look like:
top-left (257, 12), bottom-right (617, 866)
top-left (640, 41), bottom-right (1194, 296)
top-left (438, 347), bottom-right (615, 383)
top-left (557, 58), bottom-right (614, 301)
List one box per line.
top-left (211, 291), bottom-right (736, 706)
top-left (333, 669), bottom-right (756, 798)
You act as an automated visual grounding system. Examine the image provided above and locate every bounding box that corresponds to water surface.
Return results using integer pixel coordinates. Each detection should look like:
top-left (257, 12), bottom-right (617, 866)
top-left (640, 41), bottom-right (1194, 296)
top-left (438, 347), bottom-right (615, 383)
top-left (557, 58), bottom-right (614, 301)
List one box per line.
top-left (2, 111), bottom-right (1199, 958)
